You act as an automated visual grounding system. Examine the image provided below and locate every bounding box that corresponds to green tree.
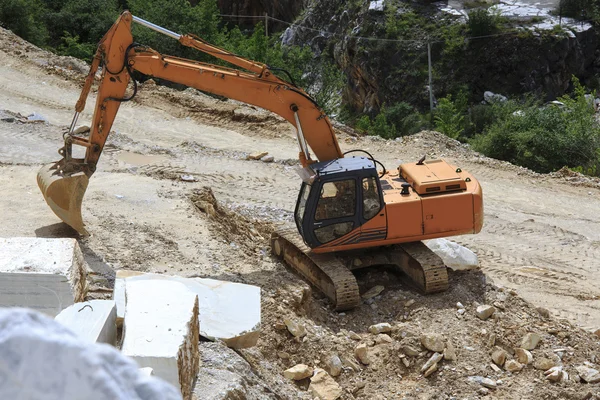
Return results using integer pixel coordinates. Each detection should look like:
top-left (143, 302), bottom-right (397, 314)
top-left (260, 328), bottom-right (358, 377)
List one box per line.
top-left (0, 0), bottom-right (49, 46)
top-left (434, 94), bottom-right (464, 139)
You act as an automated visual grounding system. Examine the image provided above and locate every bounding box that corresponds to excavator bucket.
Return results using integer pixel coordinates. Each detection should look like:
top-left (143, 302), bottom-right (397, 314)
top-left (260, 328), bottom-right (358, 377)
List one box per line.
top-left (37, 163), bottom-right (89, 235)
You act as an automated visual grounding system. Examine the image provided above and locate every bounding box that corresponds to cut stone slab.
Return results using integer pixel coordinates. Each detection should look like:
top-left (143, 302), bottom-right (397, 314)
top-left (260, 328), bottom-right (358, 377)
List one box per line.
top-left (55, 300), bottom-right (116, 345)
top-left (121, 280), bottom-right (200, 400)
top-left (114, 271), bottom-right (260, 348)
top-left (0, 238), bottom-right (87, 316)
top-left (0, 308), bottom-right (181, 400)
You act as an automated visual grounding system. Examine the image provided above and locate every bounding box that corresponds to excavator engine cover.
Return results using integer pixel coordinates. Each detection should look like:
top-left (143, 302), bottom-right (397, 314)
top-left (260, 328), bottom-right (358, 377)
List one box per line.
top-left (37, 163), bottom-right (89, 235)
top-left (400, 159), bottom-right (466, 195)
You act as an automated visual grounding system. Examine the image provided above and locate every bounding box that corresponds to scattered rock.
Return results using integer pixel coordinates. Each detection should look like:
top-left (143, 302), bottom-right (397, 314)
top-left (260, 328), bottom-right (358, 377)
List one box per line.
top-left (521, 332), bottom-right (541, 350)
top-left (425, 239), bottom-right (479, 270)
top-left (490, 363), bottom-right (502, 373)
top-left (284, 318), bottom-right (307, 338)
top-left (402, 344), bottom-right (421, 357)
top-left (325, 355), bottom-right (342, 377)
top-left (284, 364), bottom-right (313, 380)
top-left (369, 323), bottom-right (392, 334)
top-left (423, 363), bottom-right (438, 378)
top-left (355, 343), bottom-right (370, 365)
top-left (534, 357), bottom-right (556, 371)
top-left (576, 366), bottom-right (600, 383)
top-left (476, 305), bottom-right (496, 320)
top-left (246, 151), bottom-right (268, 160)
top-left (308, 369), bottom-right (343, 400)
top-left (515, 348), bottom-right (533, 365)
top-left (505, 360), bottom-right (523, 373)
top-left (404, 299), bottom-right (415, 307)
top-left (473, 376), bottom-right (497, 389)
top-left (491, 349), bottom-right (508, 366)
top-left (348, 331), bottom-right (361, 340)
top-left (456, 302), bottom-right (465, 309)
top-left (444, 341), bottom-right (457, 361)
top-left (484, 91), bottom-right (508, 104)
top-left (341, 356), bottom-right (361, 372)
top-left (375, 334), bottom-right (393, 344)
top-left (421, 352), bottom-right (443, 374)
top-left (536, 307), bottom-right (550, 318)
top-left (361, 285), bottom-right (384, 300)
top-left (420, 333), bottom-right (445, 353)
top-left (180, 174), bottom-right (197, 182)
top-left (261, 155), bottom-right (275, 163)
top-left (545, 366), bottom-right (566, 382)
top-left (26, 112), bottom-right (48, 123)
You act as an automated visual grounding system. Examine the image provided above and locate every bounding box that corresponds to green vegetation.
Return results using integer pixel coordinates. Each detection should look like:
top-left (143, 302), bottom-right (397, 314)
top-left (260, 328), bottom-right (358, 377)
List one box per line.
top-left (354, 103), bottom-right (430, 139)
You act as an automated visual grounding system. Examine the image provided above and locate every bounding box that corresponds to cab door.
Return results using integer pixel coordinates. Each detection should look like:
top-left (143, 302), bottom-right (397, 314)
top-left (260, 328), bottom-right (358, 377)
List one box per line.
top-left (306, 178), bottom-right (359, 247)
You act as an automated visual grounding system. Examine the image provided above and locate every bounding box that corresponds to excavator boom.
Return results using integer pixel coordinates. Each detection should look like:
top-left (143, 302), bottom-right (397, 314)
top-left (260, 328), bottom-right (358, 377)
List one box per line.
top-left (38, 11), bottom-right (342, 234)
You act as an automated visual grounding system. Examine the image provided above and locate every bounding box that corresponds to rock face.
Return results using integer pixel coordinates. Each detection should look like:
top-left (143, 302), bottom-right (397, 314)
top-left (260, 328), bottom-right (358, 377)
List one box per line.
top-left (55, 300), bottom-right (117, 345)
top-left (0, 237), bottom-right (87, 316)
top-left (114, 270), bottom-right (261, 348)
top-left (121, 280), bottom-right (200, 399)
top-left (0, 308), bottom-right (181, 400)
top-left (283, 0), bottom-right (599, 114)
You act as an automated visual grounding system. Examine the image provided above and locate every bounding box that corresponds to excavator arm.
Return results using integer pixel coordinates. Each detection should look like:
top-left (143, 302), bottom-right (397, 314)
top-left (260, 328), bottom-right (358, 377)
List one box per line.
top-left (38, 11), bottom-right (343, 233)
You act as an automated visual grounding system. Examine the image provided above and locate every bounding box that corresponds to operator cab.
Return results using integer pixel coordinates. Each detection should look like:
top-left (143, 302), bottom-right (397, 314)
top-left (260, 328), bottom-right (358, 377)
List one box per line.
top-left (295, 157), bottom-right (383, 248)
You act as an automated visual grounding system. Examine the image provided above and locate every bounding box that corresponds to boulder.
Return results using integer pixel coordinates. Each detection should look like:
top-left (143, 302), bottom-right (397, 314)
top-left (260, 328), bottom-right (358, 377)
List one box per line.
top-left (121, 280), bottom-right (200, 399)
top-left (55, 300), bottom-right (116, 345)
top-left (0, 308), bottom-right (181, 400)
top-left (0, 238), bottom-right (87, 316)
top-left (114, 271), bottom-right (261, 348)
top-left (484, 91), bottom-right (508, 104)
top-left (309, 369), bottom-right (343, 400)
top-left (424, 239), bottom-right (479, 271)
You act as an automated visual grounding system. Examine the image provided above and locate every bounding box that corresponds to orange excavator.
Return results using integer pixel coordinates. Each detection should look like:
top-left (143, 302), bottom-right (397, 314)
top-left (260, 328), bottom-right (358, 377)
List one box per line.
top-left (37, 11), bottom-right (483, 310)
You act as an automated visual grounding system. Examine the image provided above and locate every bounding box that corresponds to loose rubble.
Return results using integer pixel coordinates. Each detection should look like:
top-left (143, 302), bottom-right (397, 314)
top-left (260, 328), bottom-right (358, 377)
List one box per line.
top-left (309, 369), bottom-right (343, 400)
top-left (283, 364), bottom-right (313, 380)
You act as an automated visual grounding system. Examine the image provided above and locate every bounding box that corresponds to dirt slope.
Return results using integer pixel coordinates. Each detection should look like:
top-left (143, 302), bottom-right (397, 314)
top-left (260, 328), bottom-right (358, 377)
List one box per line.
top-left (1, 27), bottom-right (600, 399)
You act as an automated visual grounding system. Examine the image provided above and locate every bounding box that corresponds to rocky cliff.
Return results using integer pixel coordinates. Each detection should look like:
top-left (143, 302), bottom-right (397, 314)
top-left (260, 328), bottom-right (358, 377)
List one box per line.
top-left (216, 0), bottom-right (309, 28)
top-left (282, 0), bottom-right (600, 115)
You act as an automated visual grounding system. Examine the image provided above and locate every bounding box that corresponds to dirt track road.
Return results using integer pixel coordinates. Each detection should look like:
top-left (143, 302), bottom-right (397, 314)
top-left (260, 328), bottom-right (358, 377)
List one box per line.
top-left (1, 31), bottom-right (600, 338)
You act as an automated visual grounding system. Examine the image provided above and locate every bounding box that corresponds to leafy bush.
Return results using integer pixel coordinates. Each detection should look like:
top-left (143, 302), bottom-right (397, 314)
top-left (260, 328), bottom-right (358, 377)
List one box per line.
top-left (434, 95), bottom-right (464, 139)
top-left (58, 33), bottom-right (96, 60)
top-left (471, 77), bottom-right (600, 175)
top-left (467, 8), bottom-right (502, 36)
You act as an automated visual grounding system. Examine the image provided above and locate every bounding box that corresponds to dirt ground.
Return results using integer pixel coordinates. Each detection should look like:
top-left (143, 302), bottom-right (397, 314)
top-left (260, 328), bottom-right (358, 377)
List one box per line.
top-left (2, 28), bottom-right (600, 399)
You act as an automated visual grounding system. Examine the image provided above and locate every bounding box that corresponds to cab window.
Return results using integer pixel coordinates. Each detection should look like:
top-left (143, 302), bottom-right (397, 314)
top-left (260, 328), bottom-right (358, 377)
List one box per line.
top-left (315, 180), bottom-right (356, 221)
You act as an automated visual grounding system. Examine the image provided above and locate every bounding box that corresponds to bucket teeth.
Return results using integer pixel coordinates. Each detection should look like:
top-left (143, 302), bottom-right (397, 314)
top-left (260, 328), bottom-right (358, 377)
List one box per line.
top-left (37, 163), bottom-right (89, 235)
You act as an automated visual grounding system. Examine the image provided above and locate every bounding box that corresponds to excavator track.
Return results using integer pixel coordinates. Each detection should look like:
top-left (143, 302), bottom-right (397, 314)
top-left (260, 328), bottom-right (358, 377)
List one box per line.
top-left (272, 228), bottom-right (449, 310)
top-left (271, 228), bottom-right (360, 311)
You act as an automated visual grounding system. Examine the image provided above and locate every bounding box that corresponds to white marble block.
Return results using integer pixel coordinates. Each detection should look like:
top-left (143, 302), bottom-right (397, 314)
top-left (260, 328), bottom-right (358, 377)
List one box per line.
top-left (121, 280), bottom-right (199, 399)
top-left (0, 238), bottom-right (87, 316)
top-left (55, 300), bottom-right (117, 345)
top-left (114, 270), bottom-right (261, 348)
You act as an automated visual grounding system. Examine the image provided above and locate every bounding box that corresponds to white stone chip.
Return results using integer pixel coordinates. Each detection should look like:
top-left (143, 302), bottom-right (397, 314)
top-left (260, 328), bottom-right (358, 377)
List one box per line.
top-left (425, 239), bottom-right (479, 271)
top-left (55, 300), bottom-right (116, 345)
top-left (114, 271), bottom-right (261, 348)
top-left (0, 238), bottom-right (87, 316)
top-left (121, 280), bottom-right (200, 399)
